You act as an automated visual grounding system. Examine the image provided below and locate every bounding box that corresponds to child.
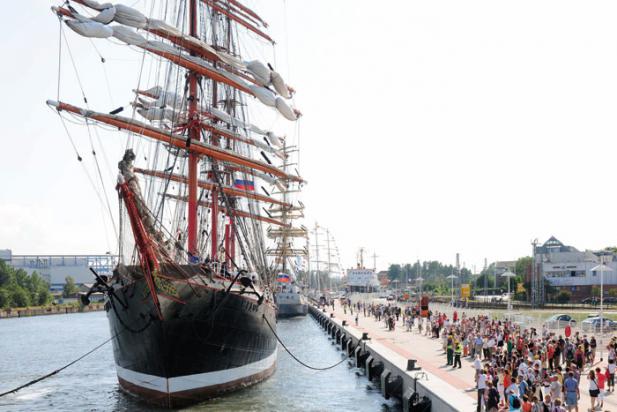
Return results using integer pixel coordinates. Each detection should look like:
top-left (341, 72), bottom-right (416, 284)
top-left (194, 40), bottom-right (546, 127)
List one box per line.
top-left (596, 367), bottom-right (606, 409)
top-left (608, 358), bottom-right (616, 392)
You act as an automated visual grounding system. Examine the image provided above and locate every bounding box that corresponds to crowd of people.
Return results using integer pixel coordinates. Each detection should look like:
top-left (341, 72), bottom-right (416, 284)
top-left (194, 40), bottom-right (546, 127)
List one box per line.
top-left (335, 299), bottom-right (617, 412)
top-left (433, 309), bottom-right (617, 412)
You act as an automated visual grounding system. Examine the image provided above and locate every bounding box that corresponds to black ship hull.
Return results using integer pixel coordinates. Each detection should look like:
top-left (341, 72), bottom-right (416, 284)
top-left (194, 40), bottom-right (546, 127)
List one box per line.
top-left (105, 265), bottom-right (278, 408)
top-left (276, 302), bottom-right (308, 318)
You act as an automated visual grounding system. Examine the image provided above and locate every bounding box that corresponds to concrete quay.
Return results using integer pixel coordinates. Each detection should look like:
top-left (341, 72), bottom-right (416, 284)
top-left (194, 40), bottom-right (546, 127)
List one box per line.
top-left (309, 305), bottom-right (476, 411)
top-left (0, 303), bottom-right (104, 319)
top-left (321, 301), bottom-right (617, 411)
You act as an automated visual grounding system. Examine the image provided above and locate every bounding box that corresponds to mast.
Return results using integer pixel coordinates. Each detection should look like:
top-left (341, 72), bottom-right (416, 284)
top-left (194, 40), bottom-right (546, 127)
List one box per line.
top-left (306, 236), bottom-right (311, 288)
top-left (51, 0), bottom-right (303, 276)
top-left (187, 0), bottom-right (200, 258)
top-left (326, 229), bottom-right (331, 290)
top-left (315, 223), bottom-right (321, 291)
top-left (209, 3), bottom-right (220, 262)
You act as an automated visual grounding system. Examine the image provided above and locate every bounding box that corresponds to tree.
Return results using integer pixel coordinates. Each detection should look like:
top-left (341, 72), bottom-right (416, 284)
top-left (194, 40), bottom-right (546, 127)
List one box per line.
top-left (515, 257), bottom-right (532, 279)
top-left (0, 261), bottom-right (12, 287)
top-left (0, 289), bottom-right (9, 309)
top-left (9, 286), bottom-right (31, 308)
top-left (388, 264), bottom-right (402, 282)
top-left (37, 288), bottom-right (52, 306)
top-left (402, 264), bottom-right (413, 285)
top-left (63, 276), bottom-right (78, 298)
top-left (473, 273), bottom-right (495, 292)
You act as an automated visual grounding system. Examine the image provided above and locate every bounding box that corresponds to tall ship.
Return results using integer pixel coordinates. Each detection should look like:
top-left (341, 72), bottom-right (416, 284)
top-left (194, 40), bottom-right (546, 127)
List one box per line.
top-left (48, 0), bottom-right (303, 407)
top-left (266, 145), bottom-right (309, 318)
top-left (307, 224), bottom-right (343, 302)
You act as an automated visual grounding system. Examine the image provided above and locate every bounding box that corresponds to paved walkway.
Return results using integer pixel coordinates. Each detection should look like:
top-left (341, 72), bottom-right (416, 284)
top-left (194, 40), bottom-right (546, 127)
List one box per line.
top-left (327, 303), bottom-right (617, 411)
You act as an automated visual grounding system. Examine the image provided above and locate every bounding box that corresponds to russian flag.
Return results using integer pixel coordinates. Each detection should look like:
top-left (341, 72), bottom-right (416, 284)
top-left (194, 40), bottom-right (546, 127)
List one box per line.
top-left (233, 179), bottom-right (255, 191)
top-left (276, 273), bottom-right (291, 283)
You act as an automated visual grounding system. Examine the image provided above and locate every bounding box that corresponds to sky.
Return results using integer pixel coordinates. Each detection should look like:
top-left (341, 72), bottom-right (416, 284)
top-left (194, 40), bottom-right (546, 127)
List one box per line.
top-left (2, 1), bottom-right (617, 273)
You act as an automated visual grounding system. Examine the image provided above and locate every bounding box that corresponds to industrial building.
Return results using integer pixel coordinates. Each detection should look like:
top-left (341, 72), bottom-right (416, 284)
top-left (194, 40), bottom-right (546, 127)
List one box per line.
top-left (1, 249), bottom-right (117, 291)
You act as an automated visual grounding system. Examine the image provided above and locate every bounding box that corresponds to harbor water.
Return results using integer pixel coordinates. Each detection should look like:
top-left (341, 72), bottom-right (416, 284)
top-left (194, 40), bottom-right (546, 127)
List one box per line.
top-left (0, 311), bottom-right (400, 412)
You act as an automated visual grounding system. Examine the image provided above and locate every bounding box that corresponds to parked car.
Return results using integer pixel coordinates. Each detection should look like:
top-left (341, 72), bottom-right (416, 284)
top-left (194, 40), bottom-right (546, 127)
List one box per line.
top-left (544, 314), bottom-right (576, 329)
top-left (581, 297), bottom-right (599, 305)
top-left (581, 316), bottom-right (617, 332)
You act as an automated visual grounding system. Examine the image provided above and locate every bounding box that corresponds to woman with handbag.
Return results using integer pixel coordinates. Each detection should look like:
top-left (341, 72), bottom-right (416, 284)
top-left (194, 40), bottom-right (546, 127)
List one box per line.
top-left (587, 369), bottom-right (599, 411)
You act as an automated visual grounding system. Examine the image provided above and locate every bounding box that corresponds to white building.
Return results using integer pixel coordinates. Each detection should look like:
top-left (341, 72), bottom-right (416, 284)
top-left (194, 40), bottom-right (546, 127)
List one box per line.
top-left (535, 236), bottom-right (617, 298)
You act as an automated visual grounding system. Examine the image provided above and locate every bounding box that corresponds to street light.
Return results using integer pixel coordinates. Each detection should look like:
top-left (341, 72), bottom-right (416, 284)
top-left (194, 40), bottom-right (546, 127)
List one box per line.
top-left (446, 274), bottom-right (458, 305)
top-left (501, 270), bottom-right (516, 313)
top-left (591, 258), bottom-right (612, 360)
top-left (416, 276), bottom-right (424, 297)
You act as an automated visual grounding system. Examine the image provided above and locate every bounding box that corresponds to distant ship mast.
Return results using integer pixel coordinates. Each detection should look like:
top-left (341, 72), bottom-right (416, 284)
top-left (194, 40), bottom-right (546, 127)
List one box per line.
top-left (266, 141), bottom-right (307, 276)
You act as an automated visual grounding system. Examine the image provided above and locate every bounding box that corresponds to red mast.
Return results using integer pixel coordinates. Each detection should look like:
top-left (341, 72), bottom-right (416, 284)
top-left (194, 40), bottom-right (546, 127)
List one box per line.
top-left (187, 0), bottom-right (200, 259)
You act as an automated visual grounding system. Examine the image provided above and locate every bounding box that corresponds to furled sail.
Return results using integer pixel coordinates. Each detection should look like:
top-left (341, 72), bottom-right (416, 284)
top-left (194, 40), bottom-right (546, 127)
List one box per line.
top-left (46, 100), bottom-right (303, 182)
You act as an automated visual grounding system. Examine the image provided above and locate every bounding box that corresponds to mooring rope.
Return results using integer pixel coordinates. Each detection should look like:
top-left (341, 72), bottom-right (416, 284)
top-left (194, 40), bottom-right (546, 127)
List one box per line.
top-left (0, 332), bottom-right (119, 398)
top-left (263, 315), bottom-right (358, 371)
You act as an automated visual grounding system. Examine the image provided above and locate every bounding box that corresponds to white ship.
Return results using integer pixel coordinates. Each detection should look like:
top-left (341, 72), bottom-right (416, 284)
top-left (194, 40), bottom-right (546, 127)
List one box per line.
top-left (274, 273), bottom-right (308, 317)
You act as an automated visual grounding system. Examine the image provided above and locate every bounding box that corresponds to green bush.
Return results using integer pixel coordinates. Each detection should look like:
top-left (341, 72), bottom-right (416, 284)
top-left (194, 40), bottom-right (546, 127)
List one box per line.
top-left (556, 291), bottom-right (571, 304)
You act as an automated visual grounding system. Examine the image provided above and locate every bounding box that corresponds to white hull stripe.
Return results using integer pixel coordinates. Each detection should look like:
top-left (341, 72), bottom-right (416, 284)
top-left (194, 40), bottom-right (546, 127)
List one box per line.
top-left (116, 351), bottom-right (277, 394)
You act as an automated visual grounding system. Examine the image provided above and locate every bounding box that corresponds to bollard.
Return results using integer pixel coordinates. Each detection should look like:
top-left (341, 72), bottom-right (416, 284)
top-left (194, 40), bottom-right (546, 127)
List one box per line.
top-left (406, 359), bottom-right (421, 371)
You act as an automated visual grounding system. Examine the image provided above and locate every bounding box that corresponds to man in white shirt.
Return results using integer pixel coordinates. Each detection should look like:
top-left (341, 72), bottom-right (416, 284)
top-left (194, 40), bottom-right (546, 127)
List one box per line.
top-left (477, 370), bottom-right (487, 412)
top-left (518, 361), bottom-right (528, 378)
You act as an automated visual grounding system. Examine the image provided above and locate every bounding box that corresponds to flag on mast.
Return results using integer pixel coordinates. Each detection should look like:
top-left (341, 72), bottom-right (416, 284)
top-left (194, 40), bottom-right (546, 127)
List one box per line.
top-left (233, 179), bottom-right (255, 191)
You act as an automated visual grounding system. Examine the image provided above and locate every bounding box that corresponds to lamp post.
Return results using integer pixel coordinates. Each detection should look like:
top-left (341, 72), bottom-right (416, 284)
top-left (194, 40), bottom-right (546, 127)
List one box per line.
top-left (591, 258), bottom-right (612, 361)
top-left (501, 270), bottom-right (516, 314)
top-left (416, 276), bottom-right (424, 297)
top-left (446, 274), bottom-right (458, 306)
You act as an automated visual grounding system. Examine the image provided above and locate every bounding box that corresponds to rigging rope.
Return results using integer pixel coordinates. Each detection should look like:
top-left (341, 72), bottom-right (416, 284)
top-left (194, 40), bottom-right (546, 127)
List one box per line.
top-left (263, 315), bottom-right (356, 371)
top-left (0, 331), bottom-right (119, 398)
